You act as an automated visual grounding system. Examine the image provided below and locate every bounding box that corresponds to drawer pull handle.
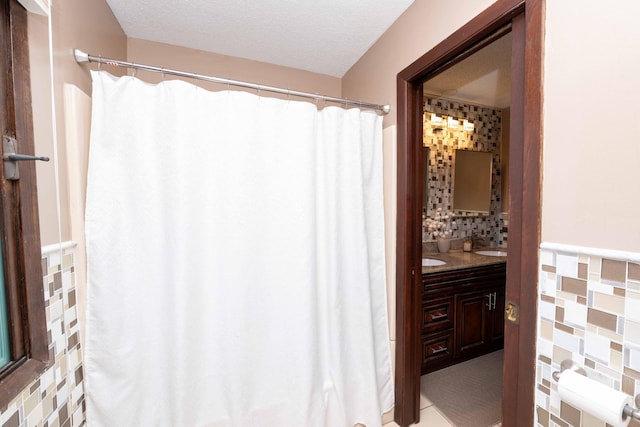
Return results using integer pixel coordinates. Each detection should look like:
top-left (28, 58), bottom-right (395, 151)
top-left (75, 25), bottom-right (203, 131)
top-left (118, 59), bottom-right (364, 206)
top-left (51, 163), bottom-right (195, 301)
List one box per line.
top-left (431, 346), bottom-right (448, 355)
top-left (430, 313), bottom-right (447, 321)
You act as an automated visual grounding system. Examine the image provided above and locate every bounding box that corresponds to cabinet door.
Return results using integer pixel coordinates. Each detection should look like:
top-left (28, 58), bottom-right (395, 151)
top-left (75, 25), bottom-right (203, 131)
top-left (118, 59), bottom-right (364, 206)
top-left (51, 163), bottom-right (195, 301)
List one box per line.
top-left (488, 287), bottom-right (505, 346)
top-left (455, 290), bottom-right (489, 358)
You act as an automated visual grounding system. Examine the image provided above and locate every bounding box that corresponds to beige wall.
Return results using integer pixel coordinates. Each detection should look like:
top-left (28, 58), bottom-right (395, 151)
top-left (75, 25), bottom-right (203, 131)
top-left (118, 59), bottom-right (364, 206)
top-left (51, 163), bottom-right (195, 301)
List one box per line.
top-left (542, 1), bottom-right (640, 252)
top-left (30, 0), bottom-right (128, 246)
top-left (127, 38), bottom-right (341, 99)
top-left (28, 12), bottom-right (57, 245)
top-left (50, 0), bottom-right (128, 246)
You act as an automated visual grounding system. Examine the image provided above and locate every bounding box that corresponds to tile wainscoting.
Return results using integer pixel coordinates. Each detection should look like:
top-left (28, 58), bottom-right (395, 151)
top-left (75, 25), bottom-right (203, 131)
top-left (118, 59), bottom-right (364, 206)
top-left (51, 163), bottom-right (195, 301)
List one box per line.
top-left (536, 243), bottom-right (640, 427)
top-left (17, 239), bottom-right (639, 427)
top-left (0, 243), bottom-right (85, 427)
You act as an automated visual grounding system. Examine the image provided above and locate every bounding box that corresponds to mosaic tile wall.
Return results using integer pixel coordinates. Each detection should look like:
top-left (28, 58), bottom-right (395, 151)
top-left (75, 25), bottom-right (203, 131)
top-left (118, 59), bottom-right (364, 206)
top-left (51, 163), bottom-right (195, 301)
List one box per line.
top-left (536, 247), bottom-right (640, 427)
top-left (0, 245), bottom-right (85, 427)
top-left (499, 213), bottom-right (508, 248)
top-left (423, 96), bottom-right (505, 247)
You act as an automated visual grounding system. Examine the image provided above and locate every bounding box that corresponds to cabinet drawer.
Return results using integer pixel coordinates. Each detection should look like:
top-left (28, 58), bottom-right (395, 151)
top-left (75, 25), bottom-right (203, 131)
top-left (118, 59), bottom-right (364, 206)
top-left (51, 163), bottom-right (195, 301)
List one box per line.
top-left (422, 296), bottom-right (454, 333)
top-left (421, 330), bottom-right (454, 373)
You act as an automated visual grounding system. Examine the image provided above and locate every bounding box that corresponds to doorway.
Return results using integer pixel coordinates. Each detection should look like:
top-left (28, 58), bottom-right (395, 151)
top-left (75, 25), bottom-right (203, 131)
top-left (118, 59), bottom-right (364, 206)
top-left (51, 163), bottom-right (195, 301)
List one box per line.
top-left (393, 0), bottom-right (543, 426)
top-left (418, 29), bottom-right (511, 426)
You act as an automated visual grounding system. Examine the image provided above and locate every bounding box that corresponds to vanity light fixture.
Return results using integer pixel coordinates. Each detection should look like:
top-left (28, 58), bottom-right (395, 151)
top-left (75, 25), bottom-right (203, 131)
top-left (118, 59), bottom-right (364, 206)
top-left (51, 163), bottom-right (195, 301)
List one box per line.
top-left (463, 119), bottom-right (475, 131)
top-left (430, 113), bottom-right (445, 129)
top-left (427, 113), bottom-right (474, 132)
top-left (447, 117), bottom-right (460, 129)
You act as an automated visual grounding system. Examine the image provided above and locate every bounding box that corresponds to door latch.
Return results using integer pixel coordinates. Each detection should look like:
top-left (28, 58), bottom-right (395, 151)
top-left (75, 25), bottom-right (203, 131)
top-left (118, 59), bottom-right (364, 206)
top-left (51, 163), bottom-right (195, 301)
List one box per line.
top-left (3, 135), bottom-right (49, 180)
top-left (505, 300), bottom-right (520, 324)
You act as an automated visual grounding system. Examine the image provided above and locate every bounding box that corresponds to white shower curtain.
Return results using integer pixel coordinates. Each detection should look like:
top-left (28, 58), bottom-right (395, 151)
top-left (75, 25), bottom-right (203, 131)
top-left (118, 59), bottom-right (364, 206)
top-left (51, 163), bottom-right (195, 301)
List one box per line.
top-left (84, 71), bottom-right (393, 427)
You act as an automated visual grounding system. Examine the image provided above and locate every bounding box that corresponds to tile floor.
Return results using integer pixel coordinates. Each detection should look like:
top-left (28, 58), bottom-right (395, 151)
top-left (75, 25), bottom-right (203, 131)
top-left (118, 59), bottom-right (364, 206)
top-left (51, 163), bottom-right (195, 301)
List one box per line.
top-left (381, 376), bottom-right (502, 427)
top-left (381, 379), bottom-right (453, 427)
top-left (382, 406), bottom-right (452, 427)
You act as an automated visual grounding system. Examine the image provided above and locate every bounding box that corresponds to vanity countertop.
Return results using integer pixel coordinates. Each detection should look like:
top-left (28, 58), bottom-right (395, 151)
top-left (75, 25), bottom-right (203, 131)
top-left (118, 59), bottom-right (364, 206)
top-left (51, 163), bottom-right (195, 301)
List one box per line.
top-left (421, 248), bottom-right (507, 274)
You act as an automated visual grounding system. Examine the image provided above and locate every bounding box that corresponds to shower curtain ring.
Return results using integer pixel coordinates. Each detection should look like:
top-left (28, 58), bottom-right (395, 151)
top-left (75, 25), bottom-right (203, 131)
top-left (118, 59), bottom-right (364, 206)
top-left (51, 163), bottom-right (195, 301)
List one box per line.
top-left (98, 55), bottom-right (102, 70)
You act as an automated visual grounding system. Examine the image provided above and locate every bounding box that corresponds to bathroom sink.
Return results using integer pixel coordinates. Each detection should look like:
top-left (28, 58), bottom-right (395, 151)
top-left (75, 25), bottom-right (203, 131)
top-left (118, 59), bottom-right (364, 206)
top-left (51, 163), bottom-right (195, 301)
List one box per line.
top-left (474, 250), bottom-right (508, 257)
top-left (422, 258), bottom-right (447, 267)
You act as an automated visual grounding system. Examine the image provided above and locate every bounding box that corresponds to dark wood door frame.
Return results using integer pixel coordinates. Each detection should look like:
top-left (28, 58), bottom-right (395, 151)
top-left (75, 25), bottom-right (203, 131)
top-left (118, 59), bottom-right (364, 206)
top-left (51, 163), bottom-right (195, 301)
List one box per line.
top-left (393, 0), bottom-right (544, 425)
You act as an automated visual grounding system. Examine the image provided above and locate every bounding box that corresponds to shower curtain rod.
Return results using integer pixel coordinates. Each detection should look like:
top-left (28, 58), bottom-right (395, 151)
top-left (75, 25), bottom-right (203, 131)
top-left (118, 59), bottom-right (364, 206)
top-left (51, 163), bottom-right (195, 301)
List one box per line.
top-left (74, 49), bottom-right (390, 114)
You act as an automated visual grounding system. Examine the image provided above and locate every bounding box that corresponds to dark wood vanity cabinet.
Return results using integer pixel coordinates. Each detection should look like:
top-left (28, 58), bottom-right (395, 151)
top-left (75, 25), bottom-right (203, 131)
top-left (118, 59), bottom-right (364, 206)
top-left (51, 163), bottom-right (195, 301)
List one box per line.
top-left (421, 263), bottom-right (506, 375)
top-left (455, 285), bottom-right (505, 360)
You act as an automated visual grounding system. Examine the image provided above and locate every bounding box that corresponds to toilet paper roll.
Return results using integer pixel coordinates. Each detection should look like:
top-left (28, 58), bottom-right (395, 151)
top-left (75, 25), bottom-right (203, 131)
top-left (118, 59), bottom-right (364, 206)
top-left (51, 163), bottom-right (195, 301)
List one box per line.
top-left (558, 370), bottom-right (633, 427)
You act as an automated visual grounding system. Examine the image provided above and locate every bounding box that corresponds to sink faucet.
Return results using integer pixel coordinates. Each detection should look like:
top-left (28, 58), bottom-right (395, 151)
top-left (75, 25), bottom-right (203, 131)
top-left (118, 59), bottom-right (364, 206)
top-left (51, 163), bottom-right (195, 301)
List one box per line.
top-left (471, 233), bottom-right (487, 248)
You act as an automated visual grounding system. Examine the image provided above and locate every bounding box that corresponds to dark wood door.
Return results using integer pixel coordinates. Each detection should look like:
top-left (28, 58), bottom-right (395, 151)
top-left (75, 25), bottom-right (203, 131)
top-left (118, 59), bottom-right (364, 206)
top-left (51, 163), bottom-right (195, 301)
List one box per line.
top-left (455, 290), bottom-right (489, 358)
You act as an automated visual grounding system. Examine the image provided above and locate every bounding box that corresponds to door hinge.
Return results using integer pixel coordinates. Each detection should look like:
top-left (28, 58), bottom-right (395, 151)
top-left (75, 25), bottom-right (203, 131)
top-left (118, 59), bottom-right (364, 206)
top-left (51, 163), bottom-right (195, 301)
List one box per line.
top-left (505, 300), bottom-right (520, 324)
top-left (3, 135), bottom-right (49, 180)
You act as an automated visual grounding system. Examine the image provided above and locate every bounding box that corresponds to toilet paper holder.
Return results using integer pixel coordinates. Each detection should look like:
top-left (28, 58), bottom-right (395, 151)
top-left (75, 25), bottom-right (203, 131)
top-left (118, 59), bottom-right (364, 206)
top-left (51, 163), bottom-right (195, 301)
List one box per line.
top-left (553, 359), bottom-right (640, 422)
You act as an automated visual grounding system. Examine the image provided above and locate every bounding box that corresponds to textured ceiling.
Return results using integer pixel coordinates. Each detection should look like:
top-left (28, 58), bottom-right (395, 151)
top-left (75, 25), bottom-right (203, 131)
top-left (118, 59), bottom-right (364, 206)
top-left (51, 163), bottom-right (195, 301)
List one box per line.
top-left (105, 0), bottom-right (415, 77)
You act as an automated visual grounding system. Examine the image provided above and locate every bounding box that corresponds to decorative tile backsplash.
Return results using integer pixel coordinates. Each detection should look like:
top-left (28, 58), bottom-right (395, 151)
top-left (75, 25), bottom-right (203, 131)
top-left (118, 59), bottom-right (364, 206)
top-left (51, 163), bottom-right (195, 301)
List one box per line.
top-left (0, 245), bottom-right (85, 427)
top-left (536, 246), bottom-right (640, 427)
top-left (423, 96), bottom-right (505, 247)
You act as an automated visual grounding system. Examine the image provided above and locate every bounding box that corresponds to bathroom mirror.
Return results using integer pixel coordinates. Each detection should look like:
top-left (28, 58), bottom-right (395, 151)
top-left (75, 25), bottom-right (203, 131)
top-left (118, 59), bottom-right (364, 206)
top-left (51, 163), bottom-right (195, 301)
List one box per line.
top-left (452, 149), bottom-right (492, 213)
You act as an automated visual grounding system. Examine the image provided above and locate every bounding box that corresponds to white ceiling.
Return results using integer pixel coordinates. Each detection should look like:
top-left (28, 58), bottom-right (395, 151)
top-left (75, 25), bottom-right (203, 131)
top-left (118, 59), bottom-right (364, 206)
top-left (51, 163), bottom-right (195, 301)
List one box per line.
top-left (423, 32), bottom-right (512, 108)
top-left (104, 0), bottom-right (415, 78)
